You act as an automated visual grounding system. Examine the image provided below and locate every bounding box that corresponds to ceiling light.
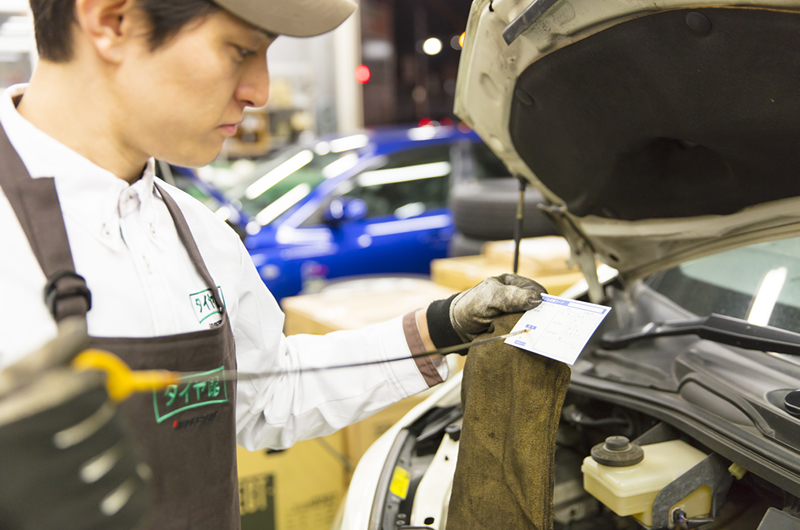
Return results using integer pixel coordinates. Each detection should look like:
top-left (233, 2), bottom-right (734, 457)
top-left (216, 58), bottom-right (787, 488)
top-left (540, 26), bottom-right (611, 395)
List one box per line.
top-left (322, 153), bottom-right (359, 179)
top-left (422, 38), bottom-right (442, 56)
top-left (358, 162), bottom-right (451, 187)
top-left (255, 184), bottom-right (311, 225)
top-left (748, 267), bottom-right (788, 326)
top-left (330, 134), bottom-right (369, 153)
top-left (245, 150), bottom-right (313, 200)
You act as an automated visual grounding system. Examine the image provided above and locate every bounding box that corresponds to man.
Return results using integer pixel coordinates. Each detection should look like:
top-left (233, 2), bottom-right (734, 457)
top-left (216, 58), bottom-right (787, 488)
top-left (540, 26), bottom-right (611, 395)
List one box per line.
top-left (0, 1), bottom-right (545, 528)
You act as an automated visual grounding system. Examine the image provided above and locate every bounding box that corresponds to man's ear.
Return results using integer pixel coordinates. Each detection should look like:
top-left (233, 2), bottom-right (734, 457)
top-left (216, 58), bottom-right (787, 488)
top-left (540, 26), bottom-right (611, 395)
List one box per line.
top-left (74, 0), bottom-right (145, 64)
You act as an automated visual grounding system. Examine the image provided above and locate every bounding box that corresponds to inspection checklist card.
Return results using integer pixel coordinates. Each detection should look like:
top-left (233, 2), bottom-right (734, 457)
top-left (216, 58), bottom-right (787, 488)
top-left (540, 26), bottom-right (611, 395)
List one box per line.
top-left (506, 295), bottom-right (611, 365)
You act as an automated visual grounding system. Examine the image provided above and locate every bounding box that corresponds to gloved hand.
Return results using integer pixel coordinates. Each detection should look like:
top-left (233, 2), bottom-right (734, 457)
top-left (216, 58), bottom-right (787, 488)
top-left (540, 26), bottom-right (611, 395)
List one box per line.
top-left (451, 274), bottom-right (547, 341)
top-left (0, 319), bottom-right (151, 530)
top-left (426, 274), bottom-right (547, 350)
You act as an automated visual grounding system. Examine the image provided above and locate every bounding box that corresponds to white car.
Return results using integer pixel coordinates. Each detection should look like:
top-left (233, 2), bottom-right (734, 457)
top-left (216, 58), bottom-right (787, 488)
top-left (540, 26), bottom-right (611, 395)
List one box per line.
top-left (338, 0), bottom-right (800, 529)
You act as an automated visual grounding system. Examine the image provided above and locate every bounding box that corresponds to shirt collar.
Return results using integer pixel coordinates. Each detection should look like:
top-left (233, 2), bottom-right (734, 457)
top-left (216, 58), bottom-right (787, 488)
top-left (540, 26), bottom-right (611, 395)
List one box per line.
top-left (1, 84), bottom-right (155, 186)
top-left (0, 84), bottom-right (158, 247)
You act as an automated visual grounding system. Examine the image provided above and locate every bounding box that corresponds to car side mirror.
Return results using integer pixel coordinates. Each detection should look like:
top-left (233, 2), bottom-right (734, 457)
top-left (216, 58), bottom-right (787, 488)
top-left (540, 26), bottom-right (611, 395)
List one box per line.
top-left (323, 197), bottom-right (367, 225)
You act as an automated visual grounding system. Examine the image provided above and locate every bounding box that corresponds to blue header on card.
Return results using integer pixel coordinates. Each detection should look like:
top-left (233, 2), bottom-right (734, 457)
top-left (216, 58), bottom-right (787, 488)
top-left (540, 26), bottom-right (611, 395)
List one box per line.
top-left (542, 295), bottom-right (610, 315)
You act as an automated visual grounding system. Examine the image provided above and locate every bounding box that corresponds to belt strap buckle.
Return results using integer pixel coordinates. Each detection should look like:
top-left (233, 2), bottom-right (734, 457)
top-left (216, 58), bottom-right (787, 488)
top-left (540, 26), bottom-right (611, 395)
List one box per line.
top-left (44, 271), bottom-right (92, 320)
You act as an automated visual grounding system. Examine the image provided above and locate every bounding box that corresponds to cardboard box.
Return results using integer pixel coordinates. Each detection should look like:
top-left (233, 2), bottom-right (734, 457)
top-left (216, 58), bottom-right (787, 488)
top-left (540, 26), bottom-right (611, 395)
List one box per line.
top-left (429, 236), bottom-right (585, 294)
top-left (282, 277), bottom-right (458, 336)
top-left (431, 255), bottom-right (584, 295)
top-left (481, 236), bottom-right (572, 275)
top-left (238, 432), bottom-right (347, 530)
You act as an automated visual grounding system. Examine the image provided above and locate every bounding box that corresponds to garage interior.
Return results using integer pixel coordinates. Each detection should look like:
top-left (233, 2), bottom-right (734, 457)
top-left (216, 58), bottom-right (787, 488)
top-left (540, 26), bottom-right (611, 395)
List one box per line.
top-left (0, 1), bottom-right (798, 530)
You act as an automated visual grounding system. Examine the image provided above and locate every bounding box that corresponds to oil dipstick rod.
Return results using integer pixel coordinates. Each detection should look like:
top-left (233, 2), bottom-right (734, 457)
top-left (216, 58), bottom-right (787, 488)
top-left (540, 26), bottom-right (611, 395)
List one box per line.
top-left (513, 174), bottom-right (528, 274)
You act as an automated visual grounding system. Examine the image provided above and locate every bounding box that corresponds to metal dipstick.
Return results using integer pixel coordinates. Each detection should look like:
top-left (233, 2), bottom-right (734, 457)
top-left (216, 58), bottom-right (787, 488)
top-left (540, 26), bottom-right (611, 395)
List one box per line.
top-left (513, 174), bottom-right (527, 274)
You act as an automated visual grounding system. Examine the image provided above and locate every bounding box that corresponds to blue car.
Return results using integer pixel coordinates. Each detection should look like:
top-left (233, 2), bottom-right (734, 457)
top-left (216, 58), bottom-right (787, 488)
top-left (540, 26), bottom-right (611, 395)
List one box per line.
top-left (171, 126), bottom-right (513, 301)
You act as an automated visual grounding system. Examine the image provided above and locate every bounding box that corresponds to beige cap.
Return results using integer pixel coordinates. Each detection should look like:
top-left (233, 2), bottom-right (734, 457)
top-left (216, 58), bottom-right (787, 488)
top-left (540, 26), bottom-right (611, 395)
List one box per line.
top-left (213, 0), bottom-right (358, 38)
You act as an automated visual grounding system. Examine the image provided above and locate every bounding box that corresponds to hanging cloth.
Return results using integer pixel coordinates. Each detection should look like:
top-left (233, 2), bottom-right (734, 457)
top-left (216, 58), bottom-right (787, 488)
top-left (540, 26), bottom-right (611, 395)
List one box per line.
top-left (447, 313), bottom-right (571, 530)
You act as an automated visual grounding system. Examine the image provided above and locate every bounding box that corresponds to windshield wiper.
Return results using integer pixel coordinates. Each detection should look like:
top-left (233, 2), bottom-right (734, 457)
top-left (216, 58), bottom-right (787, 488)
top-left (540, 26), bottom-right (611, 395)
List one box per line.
top-left (601, 313), bottom-right (800, 356)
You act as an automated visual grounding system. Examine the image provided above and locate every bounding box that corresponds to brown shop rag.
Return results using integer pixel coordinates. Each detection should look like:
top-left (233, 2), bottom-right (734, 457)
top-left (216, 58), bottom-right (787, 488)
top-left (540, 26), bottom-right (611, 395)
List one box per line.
top-left (446, 313), bottom-right (571, 530)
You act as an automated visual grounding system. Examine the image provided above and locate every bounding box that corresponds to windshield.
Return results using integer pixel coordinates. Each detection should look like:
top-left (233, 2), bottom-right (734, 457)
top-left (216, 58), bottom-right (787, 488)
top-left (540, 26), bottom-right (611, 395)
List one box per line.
top-left (645, 237), bottom-right (800, 334)
top-left (226, 136), bottom-right (369, 226)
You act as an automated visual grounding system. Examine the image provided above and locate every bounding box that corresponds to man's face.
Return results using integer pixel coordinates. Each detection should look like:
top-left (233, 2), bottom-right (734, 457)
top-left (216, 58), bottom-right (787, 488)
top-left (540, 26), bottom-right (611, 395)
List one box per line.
top-left (113, 10), bottom-right (275, 167)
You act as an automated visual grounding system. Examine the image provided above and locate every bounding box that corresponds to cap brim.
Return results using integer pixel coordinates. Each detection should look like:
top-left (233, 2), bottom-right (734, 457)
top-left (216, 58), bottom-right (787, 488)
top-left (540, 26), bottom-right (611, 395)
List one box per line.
top-left (214, 0), bottom-right (357, 38)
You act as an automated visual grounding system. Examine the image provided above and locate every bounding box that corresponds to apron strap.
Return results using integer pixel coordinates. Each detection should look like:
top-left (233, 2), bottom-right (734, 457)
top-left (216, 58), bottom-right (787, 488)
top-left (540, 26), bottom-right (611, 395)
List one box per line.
top-left (0, 121), bottom-right (222, 322)
top-left (154, 182), bottom-right (225, 314)
top-left (0, 123), bottom-right (91, 322)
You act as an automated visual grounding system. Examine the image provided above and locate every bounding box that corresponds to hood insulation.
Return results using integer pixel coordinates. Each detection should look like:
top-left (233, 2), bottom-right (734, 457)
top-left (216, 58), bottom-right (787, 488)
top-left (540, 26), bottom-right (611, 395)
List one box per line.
top-left (509, 7), bottom-right (800, 222)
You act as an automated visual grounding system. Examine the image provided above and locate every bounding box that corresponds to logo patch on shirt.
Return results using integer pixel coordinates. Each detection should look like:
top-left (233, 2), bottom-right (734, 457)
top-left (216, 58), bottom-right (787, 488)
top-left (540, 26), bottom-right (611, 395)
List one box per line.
top-left (153, 366), bottom-right (229, 424)
top-left (190, 286), bottom-right (225, 326)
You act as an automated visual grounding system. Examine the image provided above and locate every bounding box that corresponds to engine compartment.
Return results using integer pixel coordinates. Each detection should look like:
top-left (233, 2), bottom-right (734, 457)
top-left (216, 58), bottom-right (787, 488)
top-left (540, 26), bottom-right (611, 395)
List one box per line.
top-left (373, 393), bottom-right (799, 530)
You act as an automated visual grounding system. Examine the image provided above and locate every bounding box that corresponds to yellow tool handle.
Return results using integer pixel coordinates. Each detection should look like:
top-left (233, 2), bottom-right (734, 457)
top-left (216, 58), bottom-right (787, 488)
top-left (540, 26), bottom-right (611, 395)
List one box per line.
top-left (72, 350), bottom-right (181, 402)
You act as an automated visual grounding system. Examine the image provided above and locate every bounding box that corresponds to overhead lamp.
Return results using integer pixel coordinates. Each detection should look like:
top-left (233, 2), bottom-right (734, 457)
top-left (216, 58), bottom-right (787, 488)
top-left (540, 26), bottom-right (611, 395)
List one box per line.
top-left (330, 134), bottom-right (369, 153)
top-left (407, 126), bottom-right (439, 141)
top-left (358, 161), bottom-right (451, 187)
top-left (315, 142), bottom-right (331, 156)
top-left (322, 153), bottom-right (359, 179)
top-left (366, 214), bottom-right (451, 237)
top-left (255, 184), bottom-right (312, 226)
top-left (422, 38), bottom-right (442, 56)
top-left (748, 267), bottom-right (788, 326)
top-left (245, 150), bottom-right (313, 200)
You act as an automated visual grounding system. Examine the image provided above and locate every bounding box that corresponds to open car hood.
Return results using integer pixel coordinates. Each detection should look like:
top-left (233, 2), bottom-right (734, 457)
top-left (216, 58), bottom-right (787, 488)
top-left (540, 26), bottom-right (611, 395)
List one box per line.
top-left (454, 0), bottom-right (800, 301)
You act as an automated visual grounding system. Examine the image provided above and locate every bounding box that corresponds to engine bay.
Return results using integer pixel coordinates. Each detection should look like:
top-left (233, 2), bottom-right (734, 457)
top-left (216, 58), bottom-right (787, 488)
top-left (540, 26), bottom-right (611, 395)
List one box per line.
top-left (372, 393), bottom-right (799, 530)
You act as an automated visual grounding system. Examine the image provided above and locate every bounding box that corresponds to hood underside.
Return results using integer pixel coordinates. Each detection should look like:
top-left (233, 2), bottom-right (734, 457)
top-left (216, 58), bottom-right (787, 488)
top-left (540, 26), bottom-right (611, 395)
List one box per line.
top-left (455, 0), bottom-right (800, 297)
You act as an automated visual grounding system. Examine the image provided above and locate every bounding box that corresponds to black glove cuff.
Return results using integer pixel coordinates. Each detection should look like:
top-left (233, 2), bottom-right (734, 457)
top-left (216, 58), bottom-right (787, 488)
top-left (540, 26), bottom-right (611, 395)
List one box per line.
top-left (426, 294), bottom-right (466, 352)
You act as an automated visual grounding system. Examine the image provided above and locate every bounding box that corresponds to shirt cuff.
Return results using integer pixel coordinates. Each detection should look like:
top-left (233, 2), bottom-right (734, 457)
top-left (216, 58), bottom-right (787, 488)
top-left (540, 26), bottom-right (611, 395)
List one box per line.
top-left (402, 311), bottom-right (445, 387)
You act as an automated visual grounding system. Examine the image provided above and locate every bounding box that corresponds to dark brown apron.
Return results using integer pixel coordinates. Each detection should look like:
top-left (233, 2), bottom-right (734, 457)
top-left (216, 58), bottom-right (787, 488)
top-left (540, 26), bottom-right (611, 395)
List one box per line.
top-left (0, 123), bottom-right (241, 530)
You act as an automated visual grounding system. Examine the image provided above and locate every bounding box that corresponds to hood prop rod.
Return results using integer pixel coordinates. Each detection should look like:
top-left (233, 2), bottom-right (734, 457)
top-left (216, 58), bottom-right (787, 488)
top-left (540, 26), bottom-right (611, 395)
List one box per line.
top-left (513, 174), bottom-right (527, 274)
top-left (503, 0), bottom-right (560, 45)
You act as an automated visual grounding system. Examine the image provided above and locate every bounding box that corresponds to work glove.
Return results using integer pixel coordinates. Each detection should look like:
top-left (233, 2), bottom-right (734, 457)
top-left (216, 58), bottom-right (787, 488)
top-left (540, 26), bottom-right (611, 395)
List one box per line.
top-left (0, 318), bottom-right (151, 530)
top-left (426, 274), bottom-right (547, 351)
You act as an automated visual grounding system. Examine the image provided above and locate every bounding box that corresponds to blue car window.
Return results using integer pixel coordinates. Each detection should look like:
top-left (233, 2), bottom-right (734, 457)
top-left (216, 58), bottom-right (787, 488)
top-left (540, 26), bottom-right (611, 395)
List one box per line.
top-left (342, 143), bottom-right (453, 219)
top-left (230, 147), bottom-right (355, 225)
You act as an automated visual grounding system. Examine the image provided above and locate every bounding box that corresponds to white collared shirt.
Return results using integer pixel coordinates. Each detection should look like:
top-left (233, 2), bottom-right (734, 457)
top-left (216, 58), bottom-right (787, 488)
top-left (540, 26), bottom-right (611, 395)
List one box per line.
top-left (0, 84), bottom-right (445, 450)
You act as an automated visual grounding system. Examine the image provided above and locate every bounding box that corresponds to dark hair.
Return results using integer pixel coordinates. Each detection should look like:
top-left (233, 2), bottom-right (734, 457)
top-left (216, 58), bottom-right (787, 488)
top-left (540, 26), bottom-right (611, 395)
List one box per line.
top-left (29, 0), bottom-right (222, 62)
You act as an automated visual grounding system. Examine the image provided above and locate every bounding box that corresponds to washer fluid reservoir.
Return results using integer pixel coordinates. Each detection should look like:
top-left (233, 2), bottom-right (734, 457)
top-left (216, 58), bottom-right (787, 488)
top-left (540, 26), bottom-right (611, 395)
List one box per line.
top-left (581, 438), bottom-right (711, 527)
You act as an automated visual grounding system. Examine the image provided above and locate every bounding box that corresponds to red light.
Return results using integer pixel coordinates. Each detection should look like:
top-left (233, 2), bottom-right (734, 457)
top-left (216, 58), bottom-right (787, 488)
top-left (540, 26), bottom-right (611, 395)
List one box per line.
top-left (418, 118), bottom-right (433, 127)
top-left (440, 117), bottom-right (454, 127)
top-left (355, 65), bottom-right (371, 84)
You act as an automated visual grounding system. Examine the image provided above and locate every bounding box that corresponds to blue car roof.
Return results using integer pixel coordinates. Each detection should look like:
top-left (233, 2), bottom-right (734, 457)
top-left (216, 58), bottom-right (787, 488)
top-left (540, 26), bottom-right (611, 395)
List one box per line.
top-left (183, 125), bottom-right (484, 233)
top-left (314, 125), bottom-right (481, 156)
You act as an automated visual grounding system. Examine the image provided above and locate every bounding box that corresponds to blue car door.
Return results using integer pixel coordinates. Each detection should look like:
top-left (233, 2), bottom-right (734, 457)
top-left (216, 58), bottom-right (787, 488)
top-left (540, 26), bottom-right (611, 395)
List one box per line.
top-left (305, 143), bottom-right (457, 282)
